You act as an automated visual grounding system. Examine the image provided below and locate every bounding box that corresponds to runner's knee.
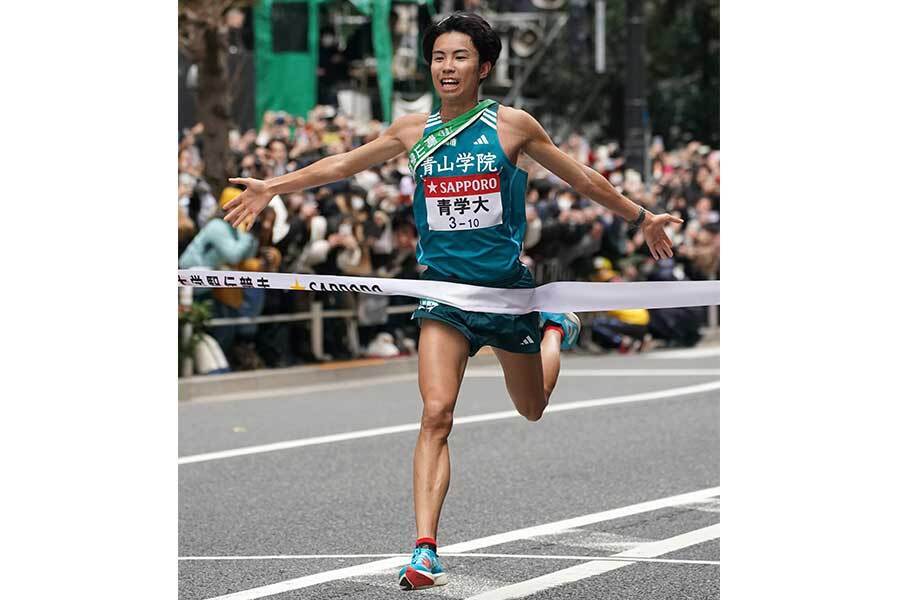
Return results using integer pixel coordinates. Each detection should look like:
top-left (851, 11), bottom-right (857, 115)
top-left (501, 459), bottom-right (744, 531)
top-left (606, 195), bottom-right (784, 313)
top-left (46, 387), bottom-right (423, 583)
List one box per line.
top-left (517, 395), bottom-right (547, 422)
top-left (420, 402), bottom-right (454, 439)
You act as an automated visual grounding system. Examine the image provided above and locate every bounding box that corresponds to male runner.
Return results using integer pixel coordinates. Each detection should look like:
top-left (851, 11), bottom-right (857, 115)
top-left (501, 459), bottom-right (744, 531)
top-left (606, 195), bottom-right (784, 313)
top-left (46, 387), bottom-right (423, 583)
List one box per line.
top-left (222, 12), bottom-right (681, 590)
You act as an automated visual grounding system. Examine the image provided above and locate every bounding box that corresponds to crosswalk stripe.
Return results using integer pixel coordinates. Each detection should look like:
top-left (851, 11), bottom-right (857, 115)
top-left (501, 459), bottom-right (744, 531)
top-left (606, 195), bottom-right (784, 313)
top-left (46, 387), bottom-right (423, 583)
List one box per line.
top-left (461, 524), bottom-right (720, 599)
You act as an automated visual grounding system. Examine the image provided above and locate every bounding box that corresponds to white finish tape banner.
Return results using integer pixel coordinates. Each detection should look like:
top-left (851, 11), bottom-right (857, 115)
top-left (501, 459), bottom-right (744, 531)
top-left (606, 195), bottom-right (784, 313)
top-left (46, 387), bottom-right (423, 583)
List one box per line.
top-left (178, 269), bottom-right (719, 314)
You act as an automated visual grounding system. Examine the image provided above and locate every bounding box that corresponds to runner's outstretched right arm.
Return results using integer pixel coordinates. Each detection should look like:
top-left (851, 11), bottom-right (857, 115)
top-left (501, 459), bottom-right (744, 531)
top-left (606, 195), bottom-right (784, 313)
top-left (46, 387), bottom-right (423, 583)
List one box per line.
top-left (223, 115), bottom-right (423, 229)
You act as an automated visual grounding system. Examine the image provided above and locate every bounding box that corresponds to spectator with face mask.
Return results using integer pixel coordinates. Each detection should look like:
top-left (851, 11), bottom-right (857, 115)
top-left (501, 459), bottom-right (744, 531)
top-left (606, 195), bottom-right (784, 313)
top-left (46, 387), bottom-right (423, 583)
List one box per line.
top-left (267, 139), bottom-right (290, 177)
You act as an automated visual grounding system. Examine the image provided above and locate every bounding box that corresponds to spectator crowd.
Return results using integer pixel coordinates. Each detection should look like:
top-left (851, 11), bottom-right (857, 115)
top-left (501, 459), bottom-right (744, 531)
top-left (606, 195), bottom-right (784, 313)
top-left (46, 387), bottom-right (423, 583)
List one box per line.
top-left (178, 105), bottom-right (720, 373)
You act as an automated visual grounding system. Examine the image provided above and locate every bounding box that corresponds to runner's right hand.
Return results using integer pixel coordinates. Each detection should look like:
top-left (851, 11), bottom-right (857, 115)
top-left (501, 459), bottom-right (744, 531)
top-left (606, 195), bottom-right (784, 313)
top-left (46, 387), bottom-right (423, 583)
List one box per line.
top-left (223, 177), bottom-right (273, 230)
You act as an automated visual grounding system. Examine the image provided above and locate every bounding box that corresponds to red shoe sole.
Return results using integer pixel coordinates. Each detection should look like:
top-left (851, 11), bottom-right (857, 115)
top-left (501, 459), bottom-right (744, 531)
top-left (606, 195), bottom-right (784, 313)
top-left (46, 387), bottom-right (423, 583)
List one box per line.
top-left (399, 566), bottom-right (435, 590)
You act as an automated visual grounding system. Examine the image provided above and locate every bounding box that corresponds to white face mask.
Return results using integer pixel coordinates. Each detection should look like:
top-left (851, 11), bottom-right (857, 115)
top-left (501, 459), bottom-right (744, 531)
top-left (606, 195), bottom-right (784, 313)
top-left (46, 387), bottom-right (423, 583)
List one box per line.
top-left (557, 198), bottom-right (572, 211)
top-left (351, 196), bottom-right (365, 211)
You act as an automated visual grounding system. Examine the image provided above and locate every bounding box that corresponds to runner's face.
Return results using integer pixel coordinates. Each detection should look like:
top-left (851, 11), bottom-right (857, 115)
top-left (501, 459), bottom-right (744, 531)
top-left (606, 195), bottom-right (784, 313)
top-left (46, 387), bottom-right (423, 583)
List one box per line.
top-left (430, 32), bottom-right (490, 103)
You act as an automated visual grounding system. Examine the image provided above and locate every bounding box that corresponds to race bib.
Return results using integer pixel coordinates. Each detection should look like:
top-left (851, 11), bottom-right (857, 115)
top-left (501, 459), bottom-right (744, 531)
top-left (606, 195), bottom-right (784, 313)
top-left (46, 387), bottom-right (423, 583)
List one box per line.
top-left (424, 173), bottom-right (503, 232)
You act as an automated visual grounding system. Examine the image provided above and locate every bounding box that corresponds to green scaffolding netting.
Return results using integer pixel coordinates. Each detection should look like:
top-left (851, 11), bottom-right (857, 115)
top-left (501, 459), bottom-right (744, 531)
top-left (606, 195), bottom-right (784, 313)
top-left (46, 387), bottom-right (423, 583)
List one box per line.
top-left (255, 0), bottom-right (433, 126)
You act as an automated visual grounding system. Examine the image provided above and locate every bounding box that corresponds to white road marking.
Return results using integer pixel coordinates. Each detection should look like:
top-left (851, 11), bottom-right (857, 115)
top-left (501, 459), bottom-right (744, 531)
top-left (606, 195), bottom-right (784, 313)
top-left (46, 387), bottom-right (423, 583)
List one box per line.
top-left (180, 554), bottom-right (403, 561)
top-left (462, 524), bottom-right (720, 600)
top-left (179, 422), bottom-right (422, 465)
top-left (648, 346), bottom-right (720, 359)
top-left (186, 367), bottom-right (719, 404)
top-left (442, 553), bottom-right (718, 566)
top-left (466, 368), bottom-right (719, 377)
top-left (680, 497), bottom-right (721, 513)
top-left (528, 529), bottom-right (655, 552)
top-left (179, 381), bottom-right (720, 465)
top-left (178, 553), bottom-right (717, 566)
top-left (200, 487), bottom-right (719, 600)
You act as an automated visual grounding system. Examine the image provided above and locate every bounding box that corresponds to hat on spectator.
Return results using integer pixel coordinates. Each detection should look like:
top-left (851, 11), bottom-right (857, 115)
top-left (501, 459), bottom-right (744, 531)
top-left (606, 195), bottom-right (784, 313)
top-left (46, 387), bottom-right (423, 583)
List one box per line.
top-left (219, 186), bottom-right (242, 209)
top-left (594, 257), bottom-right (613, 270)
top-left (593, 256), bottom-right (618, 282)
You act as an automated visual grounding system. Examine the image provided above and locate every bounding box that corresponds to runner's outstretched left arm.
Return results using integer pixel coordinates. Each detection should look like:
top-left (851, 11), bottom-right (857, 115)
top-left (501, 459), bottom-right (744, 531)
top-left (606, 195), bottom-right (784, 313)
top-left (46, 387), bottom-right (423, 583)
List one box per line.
top-left (513, 110), bottom-right (682, 260)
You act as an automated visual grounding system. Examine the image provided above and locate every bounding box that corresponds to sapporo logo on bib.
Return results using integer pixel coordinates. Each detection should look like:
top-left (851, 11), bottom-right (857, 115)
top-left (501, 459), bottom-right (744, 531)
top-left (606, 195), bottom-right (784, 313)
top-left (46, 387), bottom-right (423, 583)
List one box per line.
top-left (424, 172), bottom-right (503, 232)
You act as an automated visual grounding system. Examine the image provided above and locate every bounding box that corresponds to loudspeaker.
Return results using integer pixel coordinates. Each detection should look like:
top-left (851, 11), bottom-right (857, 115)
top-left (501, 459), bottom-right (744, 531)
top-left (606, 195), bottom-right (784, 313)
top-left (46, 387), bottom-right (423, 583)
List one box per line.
top-left (510, 22), bottom-right (543, 57)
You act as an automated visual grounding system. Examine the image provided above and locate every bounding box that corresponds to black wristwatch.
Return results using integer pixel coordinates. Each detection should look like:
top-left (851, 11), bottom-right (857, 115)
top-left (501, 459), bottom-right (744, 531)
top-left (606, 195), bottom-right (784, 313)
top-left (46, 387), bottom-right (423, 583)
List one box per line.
top-left (629, 207), bottom-right (646, 229)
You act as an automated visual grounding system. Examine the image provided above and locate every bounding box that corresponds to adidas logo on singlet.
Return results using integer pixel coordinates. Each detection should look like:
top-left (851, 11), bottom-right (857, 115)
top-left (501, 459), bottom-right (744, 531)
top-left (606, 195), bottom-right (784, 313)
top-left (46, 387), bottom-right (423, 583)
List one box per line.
top-left (473, 134), bottom-right (489, 145)
top-left (520, 335), bottom-right (535, 345)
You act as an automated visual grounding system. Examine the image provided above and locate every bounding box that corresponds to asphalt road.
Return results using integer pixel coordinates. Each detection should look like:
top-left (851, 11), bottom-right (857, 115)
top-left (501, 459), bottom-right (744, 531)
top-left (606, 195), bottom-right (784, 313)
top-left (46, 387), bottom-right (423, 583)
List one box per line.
top-left (179, 344), bottom-right (720, 600)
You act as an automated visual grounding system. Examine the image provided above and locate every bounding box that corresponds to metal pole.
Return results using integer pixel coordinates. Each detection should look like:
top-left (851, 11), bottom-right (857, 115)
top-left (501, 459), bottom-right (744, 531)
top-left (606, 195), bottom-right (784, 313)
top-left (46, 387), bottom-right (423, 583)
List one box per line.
top-left (311, 300), bottom-right (324, 360)
top-left (708, 274), bottom-right (719, 328)
top-left (346, 318), bottom-right (360, 357)
top-left (346, 295), bottom-right (360, 357)
top-left (623, 0), bottom-right (647, 178)
top-left (708, 304), bottom-right (719, 329)
top-left (594, 0), bottom-right (606, 74)
top-left (179, 287), bottom-right (194, 377)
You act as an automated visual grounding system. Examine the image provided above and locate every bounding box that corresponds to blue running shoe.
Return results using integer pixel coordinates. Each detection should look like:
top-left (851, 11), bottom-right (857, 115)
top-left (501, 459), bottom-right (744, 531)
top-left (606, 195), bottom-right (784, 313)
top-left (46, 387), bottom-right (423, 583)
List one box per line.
top-left (398, 546), bottom-right (448, 590)
top-left (539, 312), bottom-right (582, 350)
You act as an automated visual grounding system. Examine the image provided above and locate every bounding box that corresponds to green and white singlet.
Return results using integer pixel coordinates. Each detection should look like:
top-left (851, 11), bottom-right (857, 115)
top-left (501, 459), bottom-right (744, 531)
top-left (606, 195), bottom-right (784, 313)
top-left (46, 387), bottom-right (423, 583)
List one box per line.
top-left (411, 100), bottom-right (529, 285)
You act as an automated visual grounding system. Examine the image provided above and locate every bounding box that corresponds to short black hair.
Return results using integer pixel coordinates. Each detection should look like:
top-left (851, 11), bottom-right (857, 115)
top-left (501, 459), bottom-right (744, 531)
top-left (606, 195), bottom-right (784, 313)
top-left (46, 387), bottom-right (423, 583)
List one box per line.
top-left (422, 12), bottom-right (501, 80)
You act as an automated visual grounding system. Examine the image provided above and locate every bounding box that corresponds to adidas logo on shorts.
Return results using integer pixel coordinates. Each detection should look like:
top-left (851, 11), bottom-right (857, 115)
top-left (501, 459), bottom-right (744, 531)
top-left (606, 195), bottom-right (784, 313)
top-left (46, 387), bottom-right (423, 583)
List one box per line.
top-left (520, 335), bottom-right (535, 345)
top-left (473, 134), bottom-right (489, 145)
top-left (418, 299), bottom-right (439, 312)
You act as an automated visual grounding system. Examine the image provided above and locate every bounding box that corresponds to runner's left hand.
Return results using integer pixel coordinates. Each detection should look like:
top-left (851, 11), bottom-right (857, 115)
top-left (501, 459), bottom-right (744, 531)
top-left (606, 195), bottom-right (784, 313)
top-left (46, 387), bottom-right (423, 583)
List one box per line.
top-left (223, 177), bottom-right (273, 230)
top-left (640, 213), bottom-right (683, 260)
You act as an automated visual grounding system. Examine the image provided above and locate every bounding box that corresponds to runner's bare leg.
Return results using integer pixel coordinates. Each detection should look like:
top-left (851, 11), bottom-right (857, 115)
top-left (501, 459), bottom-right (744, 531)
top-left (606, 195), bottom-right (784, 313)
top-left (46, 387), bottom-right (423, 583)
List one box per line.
top-left (493, 327), bottom-right (563, 420)
top-left (414, 319), bottom-right (470, 540)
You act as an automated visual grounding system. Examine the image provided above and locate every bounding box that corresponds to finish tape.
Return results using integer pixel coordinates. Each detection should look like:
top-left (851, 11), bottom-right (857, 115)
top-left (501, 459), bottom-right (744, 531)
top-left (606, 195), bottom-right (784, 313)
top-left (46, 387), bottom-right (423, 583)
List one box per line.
top-left (177, 269), bottom-right (719, 315)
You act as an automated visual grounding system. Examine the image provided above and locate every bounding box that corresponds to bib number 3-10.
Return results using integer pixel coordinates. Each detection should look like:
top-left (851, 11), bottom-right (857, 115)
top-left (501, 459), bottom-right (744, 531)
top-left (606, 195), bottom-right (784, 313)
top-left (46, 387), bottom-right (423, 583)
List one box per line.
top-left (424, 173), bottom-right (503, 232)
